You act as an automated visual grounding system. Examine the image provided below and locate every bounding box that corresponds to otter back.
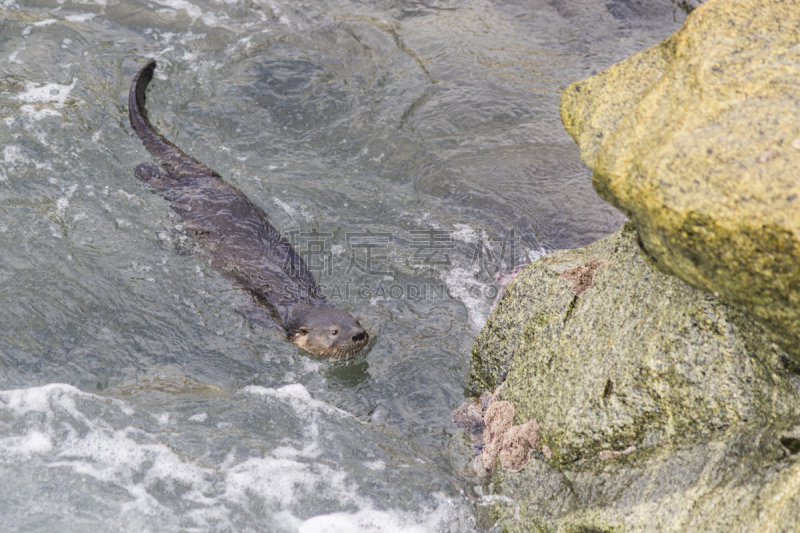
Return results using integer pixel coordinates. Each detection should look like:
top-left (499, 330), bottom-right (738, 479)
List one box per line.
top-left (127, 60), bottom-right (368, 358)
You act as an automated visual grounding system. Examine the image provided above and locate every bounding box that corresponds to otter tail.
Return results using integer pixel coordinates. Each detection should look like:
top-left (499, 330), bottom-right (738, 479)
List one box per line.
top-left (128, 60), bottom-right (217, 179)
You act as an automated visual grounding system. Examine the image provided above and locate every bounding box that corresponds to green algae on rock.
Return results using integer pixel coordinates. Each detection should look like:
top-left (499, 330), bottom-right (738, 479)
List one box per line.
top-left (492, 421), bottom-right (800, 532)
top-left (468, 0), bottom-right (800, 528)
top-left (469, 223), bottom-right (800, 530)
top-left (471, 223), bottom-right (800, 468)
top-left (560, 0), bottom-right (800, 360)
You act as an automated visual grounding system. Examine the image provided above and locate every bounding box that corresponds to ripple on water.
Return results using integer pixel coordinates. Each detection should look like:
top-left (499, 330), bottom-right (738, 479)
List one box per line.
top-left (0, 0), bottom-right (687, 529)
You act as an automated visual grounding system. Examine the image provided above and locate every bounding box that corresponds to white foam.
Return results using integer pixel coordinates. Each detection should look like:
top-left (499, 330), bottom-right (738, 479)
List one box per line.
top-left (3, 145), bottom-right (24, 166)
top-left (152, 0), bottom-right (203, 20)
top-left (452, 223), bottom-right (479, 243)
top-left (65, 13), bottom-right (97, 22)
top-left (0, 384), bottom-right (468, 531)
top-left (273, 197), bottom-right (297, 216)
top-left (0, 385), bottom-right (222, 524)
top-left (14, 80), bottom-right (75, 120)
top-left (226, 456), bottom-right (349, 508)
top-left (60, 0), bottom-right (108, 5)
top-left (21, 18), bottom-right (58, 36)
top-left (266, 1), bottom-right (293, 28)
top-left (116, 188), bottom-right (140, 202)
top-left (55, 183), bottom-right (78, 217)
top-left (201, 11), bottom-right (226, 27)
top-left (56, 197), bottom-right (70, 215)
top-left (14, 80), bottom-right (75, 105)
top-left (299, 495), bottom-right (460, 533)
top-left (19, 104), bottom-right (61, 120)
top-left (242, 384), bottom-right (347, 419)
top-left (1, 429), bottom-right (54, 455)
top-left (442, 265), bottom-right (492, 331)
top-left (443, 223), bottom-right (546, 330)
top-left (0, 383), bottom-right (83, 417)
top-left (364, 459), bottom-right (385, 471)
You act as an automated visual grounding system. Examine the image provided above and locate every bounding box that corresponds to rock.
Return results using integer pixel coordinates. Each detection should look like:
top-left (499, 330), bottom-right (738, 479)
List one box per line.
top-left (482, 401), bottom-right (516, 471)
top-left (499, 419), bottom-right (539, 472)
top-left (493, 421), bottom-right (800, 532)
top-left (452, 395), bottom-right (488, 437)
top-left (468, 1), bottom-right (800, 528)
top-left (469, 223), bottom-right (800, 530)
top-left (481, 403), bottom-right (540, 474)
top-left (559, 259), bottom-right (605, 296)
top-left (560, 0), bottom-right (800, 360)
top-left (597, 444), bottom-right (635, 461)
top-left (454, 388), bottom-right (541, 475)
top-left (472, 222), bottom-right (800, 467)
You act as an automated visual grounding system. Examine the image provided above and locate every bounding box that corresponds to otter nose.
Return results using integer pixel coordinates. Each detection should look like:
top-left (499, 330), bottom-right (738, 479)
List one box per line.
top-left (352, 330), bottom-right (367, 343)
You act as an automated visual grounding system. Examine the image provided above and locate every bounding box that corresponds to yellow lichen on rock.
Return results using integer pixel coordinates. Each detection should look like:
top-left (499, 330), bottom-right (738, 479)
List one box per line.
top-left (560, 0), bottom-right (800, 358)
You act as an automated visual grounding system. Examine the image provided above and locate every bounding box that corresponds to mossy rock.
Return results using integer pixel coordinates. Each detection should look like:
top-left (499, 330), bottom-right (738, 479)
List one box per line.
top-left (493, 421), bottom-right (800, 532)
top-left (471, 223), bottom-right (800, 468)
top-left (560, 0), bottom-right (800, 360)
top-left (470, 223), bottom-right (800, 530)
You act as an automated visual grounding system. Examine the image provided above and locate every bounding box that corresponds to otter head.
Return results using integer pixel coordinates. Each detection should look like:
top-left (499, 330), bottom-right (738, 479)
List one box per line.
top-left (286, 304), bottom-right (369, 359)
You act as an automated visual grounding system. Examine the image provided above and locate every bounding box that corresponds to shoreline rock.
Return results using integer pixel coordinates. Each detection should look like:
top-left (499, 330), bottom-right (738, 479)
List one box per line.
top-left (559, 0), bottom-right (800, 360)
top-left (468, 1), bottom-right (800, 529)
top-left (469, 223), bottom-right (800, 531)
top-left (471, 222), bottom-right (800, 468)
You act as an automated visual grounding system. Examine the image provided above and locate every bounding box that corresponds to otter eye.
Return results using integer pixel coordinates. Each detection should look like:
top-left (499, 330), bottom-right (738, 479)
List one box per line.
top-left (330, 329), bottom-right (338, 336)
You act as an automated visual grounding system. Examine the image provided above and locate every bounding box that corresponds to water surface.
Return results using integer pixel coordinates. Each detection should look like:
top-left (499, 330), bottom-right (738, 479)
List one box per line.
top-left (0, 0), bottom-right (686, 530)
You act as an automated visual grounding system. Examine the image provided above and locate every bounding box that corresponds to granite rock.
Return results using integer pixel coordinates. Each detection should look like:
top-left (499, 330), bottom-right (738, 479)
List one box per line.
top-left (560, 0), bottom-right (800, 359)
top-left (470, 224), bottom-right (800, 530)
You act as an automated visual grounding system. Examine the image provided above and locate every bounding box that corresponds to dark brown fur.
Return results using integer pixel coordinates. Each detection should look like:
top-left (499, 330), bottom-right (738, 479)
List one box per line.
top-left (128, 60), bottom-right (368, 358)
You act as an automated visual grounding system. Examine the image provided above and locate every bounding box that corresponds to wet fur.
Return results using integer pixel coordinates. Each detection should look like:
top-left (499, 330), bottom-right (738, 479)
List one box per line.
top-left (128, 60), bottom-right (368, 358)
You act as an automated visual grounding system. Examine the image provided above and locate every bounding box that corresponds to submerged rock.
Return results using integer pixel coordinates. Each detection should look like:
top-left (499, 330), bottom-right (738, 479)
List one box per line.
top-left (560, 0), bottom-right (800, 359)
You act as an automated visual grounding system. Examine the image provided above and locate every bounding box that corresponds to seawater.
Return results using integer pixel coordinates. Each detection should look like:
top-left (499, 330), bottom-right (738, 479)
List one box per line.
top-left (0, 0), bottom-right (686, 530)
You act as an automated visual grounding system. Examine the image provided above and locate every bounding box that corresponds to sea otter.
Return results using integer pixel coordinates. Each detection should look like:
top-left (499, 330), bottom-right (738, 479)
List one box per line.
top-left (128, 60), bottom-right (368, 358)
